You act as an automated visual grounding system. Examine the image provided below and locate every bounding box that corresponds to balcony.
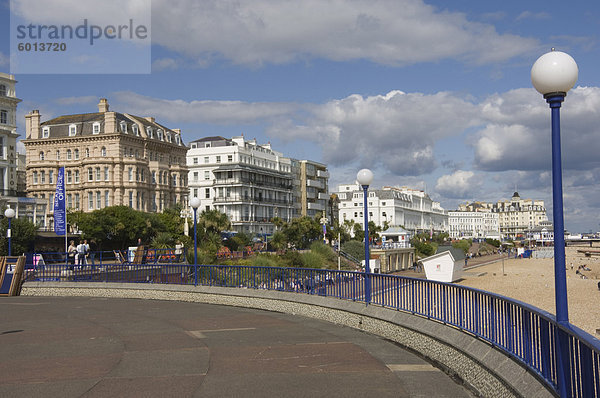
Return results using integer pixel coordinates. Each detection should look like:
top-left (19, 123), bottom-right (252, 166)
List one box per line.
top-left (306, 179), bottom-right (324, 189)
top-left (317, 170), bottom-right (329, 178)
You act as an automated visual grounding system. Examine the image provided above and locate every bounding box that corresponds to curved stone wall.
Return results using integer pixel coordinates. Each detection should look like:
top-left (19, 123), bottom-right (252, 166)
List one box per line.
top-left (21, 282), bottom-right (554, 398)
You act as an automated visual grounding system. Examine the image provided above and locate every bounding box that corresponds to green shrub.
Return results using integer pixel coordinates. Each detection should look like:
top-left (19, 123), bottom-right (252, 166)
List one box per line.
top-left (341, 240), bottom-right (364, 261)
top-left (281, 251), bottom-right (303, 267)
top-left (250, 254), bottom-right (281, 267)
top-left (301, 251), bottom-right (323, 268)
top-left (310, 241), bottom-right (336, 262)
top-left (452, 239), bottom-right (471, 255)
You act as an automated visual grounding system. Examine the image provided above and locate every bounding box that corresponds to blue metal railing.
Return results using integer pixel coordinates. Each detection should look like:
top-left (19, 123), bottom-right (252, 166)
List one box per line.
top-left (22, 261), bottom-right (600, 397)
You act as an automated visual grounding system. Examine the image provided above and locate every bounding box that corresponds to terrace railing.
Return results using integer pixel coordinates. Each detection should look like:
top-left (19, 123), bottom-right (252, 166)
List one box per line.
top-left (22, 259), bottom-right (600, 397)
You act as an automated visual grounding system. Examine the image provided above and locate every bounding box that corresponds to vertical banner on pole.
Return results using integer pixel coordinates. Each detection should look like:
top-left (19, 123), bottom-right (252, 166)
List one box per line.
top-left (54, 167), bottom-right (66, 235)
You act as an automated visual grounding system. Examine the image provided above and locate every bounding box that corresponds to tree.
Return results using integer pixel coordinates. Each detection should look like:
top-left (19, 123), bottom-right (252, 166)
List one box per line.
top-left (73, 206), bottom-right (163, 250)
top-left (0, 217), bottom-right (38, 255)
top-left (282, 216), bottom-right (320, 249)
top-left (269, 231), bottom-right (287, 251)
top-left (199, 209), bottom-right (231, 237)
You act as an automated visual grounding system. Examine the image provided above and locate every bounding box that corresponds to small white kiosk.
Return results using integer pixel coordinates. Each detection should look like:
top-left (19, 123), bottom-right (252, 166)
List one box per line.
top-left (419, 246), bottom-right (465, 283)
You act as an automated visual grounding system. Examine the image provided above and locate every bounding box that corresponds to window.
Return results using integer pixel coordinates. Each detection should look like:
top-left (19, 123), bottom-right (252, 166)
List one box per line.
top-left (152, 171), bottom-right (156, 184)
top-left (95, 167), bottom-right (101, 181)
top-left (74, 193), bottom-right (80, 208)
top-left (92, 122), bottom-right (100, 134)
top-left (67, 194), bottom-right (72, 208)
top-left (227, 155), bottom-right (233, 162)
top-left (39, 151), bottom-right (44, 160)
top-left (74, 170), bottom-right (80, 183)
top-left (172, 174), bottom-right (177, 186)
top-left (120, 122), bottom-right (127, 133)
top-left (0, 84), bottom-right (5, 96)
top-left (193, 172), bottom-right (198, 181)
top-left (85, 148), bottom-right (90, 157)
top-left (216, 156), bottom-right (221, 163)
top-left (66, 149), bottom-right (72, 160)
top-left (193, 157), bottom-right (198, 164)
top-left (56, 150), bottom-right (60, 160)
top-left (96, 191), bottom-right (101, 209)
top-left (0, 110), bottom-right (7, 124)
top-left (74, 148), bottom-right (79, 160)
top-left (136, 167), bottom-right (140, 181)
top-left (66, 170), bottom-right (72, 184)
top-left (33, 171), bottom-right (38, 184)
top-left (193, 188), bottom-right (198, 197)
top-left (158, 172), bottom-right (162, 184)
top-left (42, 127), bottom-right (50, 138)
top-left (101, 147), bottom-right (106, 157)
top-left (104, 167), bottom-right (109, 181)
top-left (49, 170), bottom-right (54, 184)
top-left (157, 129), bottom-right (163, 140)
top-left (205, 188), bottom-right (210, 199)
top-left (146, 126), bottom-right (153, 138)
top-left (40, 170), bottom-right (45, 183)
top-left (104, 190), bottom-right (109, 207)
top-left (88, 168), bottom-right (93, 181)
top-left (88, 192), bottom-right (94, 210)
top-left (132, 125), bottom-right (138, 136)
top-left (128, 167), bottom-right (133, 181)
top-left (204, 171), bottom-right (210, 180)
top-left (129, 191), bottom-right (133, 207)
top-left (204, 156), bottom-right (209, 163)
top-left (69, 124), bottom-right (77, 136)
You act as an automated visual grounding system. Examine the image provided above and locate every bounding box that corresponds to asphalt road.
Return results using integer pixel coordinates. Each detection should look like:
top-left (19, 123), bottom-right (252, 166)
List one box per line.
top-left (0, 296), bottom-right (473, 397)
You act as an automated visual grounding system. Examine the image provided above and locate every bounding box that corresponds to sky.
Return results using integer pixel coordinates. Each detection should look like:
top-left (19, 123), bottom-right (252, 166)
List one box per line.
top-left (1, 0), bottom-right (599, 233)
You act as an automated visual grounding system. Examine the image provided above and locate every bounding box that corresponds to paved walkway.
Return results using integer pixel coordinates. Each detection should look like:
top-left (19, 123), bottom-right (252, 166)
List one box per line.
top-left (0, 296), bottom-right (473, 397)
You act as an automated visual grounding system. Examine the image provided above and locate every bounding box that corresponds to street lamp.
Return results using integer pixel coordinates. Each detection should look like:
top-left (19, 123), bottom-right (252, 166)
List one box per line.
top-left (4, 208), bottom-right (15, 256)
top-left (531, 48), bottom-right (578, 398)
top-left (357, 168), bottom-right (373, 304)
top-left (190, 197), bottom-right (201, 284)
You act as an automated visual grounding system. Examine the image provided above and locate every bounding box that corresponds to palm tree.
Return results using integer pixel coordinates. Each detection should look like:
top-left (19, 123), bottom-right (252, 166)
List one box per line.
top-left (199, 209), bottom-right (231, 236)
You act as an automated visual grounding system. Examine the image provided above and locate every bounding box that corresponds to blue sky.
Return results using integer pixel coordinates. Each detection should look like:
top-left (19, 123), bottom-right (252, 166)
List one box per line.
top-left (2, 0), bottom-right (600, 233)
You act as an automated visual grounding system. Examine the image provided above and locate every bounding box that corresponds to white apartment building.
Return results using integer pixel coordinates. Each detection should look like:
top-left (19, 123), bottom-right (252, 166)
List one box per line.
top-left (187, 136), bottom-right (294, 235)
top-left (336, 184), bottom-right (448, 234)
top-left (0, 73), bottom-right (20, 196)
top-left (0, 73), bottom-right (48, 228)
top-left (448, 211), bottom-right (500, 240)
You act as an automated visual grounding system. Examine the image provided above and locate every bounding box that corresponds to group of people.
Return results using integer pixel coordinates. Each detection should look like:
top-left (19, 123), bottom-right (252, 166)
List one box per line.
top-left (67, 239), bottom-right (90, 269)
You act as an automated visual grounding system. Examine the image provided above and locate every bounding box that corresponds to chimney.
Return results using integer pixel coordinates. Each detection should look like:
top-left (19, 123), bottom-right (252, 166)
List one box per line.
top-left (104, 112), bottom-right (116, 133)
top-left (98, 98), bottom-right (109, 112)
top-left (25, 110), bottom-right (41, 139)
top-left (172, 128), bottom-right (181, 134)
top-left (144, 117), bottom-right (155, 123)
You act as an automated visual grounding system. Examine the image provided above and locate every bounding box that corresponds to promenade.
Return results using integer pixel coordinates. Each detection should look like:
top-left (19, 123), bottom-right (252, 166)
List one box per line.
top-left (0, 296), bottom-right (473, 398)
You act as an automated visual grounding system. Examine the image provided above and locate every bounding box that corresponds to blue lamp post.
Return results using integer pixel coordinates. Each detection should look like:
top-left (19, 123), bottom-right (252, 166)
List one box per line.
top-left (5, 208), bottom-right (15, 256)
top-left (357, 168), bottom-right (373, 304)
top-left (190, 197), bottom-right (201, 285)
top-left (531, 49), bottom-right (578, 398)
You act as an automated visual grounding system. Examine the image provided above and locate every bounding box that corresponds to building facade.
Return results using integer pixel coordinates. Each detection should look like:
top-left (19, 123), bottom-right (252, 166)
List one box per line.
top-left (448, 211), bottom-right (500, 240)
top-left (187, 136), bottom-right (294, 235)
top-left (296, 159), bottom-right (329, 219)
top-left (187, 136), bottom-right (330, 235)
top-left (336, 184), bottom-right (448, 234)
top-left (0, 73), bottom-right (21, 196)
top-left (458, 192), bottom-right (547, 240)
top-left (23, 99), bottom-right (188, 229)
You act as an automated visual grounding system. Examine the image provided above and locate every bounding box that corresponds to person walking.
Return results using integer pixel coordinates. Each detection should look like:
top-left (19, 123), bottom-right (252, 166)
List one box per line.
top-left (67, 240), bottom-right (77, 269)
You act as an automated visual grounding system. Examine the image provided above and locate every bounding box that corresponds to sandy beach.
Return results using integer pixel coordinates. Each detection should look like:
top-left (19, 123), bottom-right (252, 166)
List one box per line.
top-left (455, 245), bottom-right (600, 337)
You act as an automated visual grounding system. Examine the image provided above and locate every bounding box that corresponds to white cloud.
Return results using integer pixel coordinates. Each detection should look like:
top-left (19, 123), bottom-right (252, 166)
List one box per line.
top-left (473, 86), bottom-right (600, 172)
top-left (148, 0), bottom-right (538, 67)
top-left (269, 90), bottom-right (480, 175)
top-left (111, 91), bottom-right (300, 125)
top-left (515, 11), bottom-right (551, 21)
top-left (152, 58), bottom-right (179, 71)
top-left (435, 170), bottom-right (481, 199)
top-left (55, 96), bottom-right (99, 106)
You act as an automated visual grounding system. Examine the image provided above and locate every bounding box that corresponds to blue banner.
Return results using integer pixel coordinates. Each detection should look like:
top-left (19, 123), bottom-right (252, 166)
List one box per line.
top-left (53, 167), bottom-right (66, 235)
